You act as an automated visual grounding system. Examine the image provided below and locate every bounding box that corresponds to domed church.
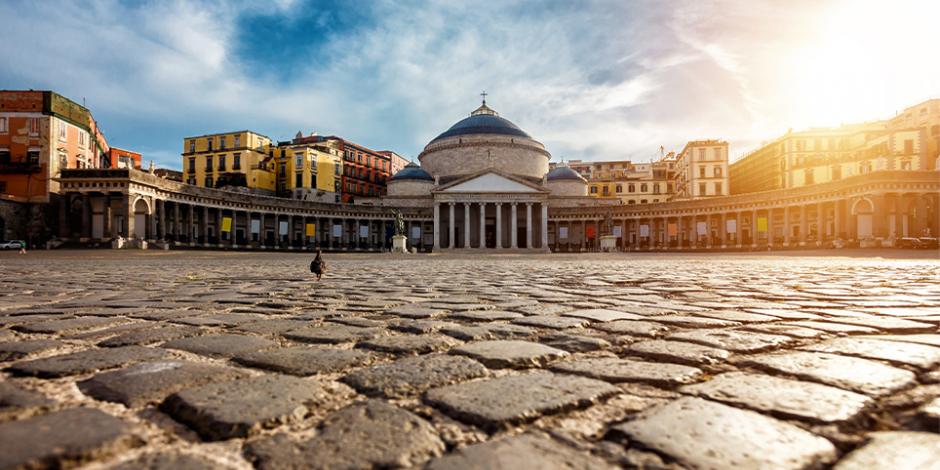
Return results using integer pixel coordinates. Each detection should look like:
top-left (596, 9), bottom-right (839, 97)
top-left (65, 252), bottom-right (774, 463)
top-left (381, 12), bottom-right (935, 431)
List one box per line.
top-left (381, 97), bottom-right (595, 251)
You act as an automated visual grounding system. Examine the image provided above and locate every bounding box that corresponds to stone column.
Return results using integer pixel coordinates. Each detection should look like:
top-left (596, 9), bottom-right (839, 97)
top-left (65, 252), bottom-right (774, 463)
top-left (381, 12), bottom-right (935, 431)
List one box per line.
top-left (819, 202), bottom-right (828, 242)
top-left (799, 205), bottom-right (808, 246)
top-left (200, 206), bottom-right (208, 245)
top-left (541, 203), bottom-right (549, 250)
top-left (157, 200), bottom-right (166, 240)
top-left (718, 213), bottom-right (726, 248)
top-left (464, 203), bottom-right (471, 249)
top-left (676, 216), bottom-right (683, 249)
top-left (914, 194), bottom-right (928, 236)
top-left (735, 211), bottom-right (743, 249)
top-left (495, 203), bottom-right (503, 249)
top-left (232, 211), bottom-right (239, 248)
top-left (510, 203), bottom-right (518, 249)
top-left (525, 203), bottom-right (533, 249)
top-left (187, 204), bottom-right (194, 244)
top-left (705, 215), bottom-right (712, 249)
top-left (173, 202), bottom-right (180, 241)
top-left (581, 219), bottom-right (586, 251)
top-left (479, 202), bottom-right (486, 249)
top-left (216, 208), bottom-right (223, 247)
top-left (448, 202), bottom-right (456, 249)
top-left (433, 203), bottom-right (441, 251)
top-left (749, 210), bottom-right (757, 248)
top-left (894, 195), bottom-right (905, 238)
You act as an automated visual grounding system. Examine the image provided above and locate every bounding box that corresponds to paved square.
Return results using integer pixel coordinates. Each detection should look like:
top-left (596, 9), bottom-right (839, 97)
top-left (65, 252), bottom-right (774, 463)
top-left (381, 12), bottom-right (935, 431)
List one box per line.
top-left (1, 250), bottom-right (939, 468)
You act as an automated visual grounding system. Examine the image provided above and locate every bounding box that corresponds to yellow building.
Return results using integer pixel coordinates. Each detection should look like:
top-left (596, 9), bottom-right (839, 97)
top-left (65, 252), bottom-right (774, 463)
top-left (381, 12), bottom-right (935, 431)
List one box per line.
top-left (182, 130), bottom-right (275, 194)
top-left (563, 157), bottom-right (677, 205)
top-left (274, 139), bottom-right (342, 203)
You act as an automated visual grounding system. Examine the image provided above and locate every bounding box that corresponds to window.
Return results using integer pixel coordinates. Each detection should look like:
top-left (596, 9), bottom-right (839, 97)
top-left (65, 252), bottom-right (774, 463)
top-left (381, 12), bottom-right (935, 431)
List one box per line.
top-left (233, 153), bottom-right (241, 170)
top-left (628, 184), bottom-right (635, 193)
top-left (187, 177), bottom-right (196, 185)
top-left (205, 176), bottom-right (213, 187)
top-left (207, 139), bottom-right (213, 151)
top-left (602, 186), bottom-right (609, 196)
top-left (698, 148), bottom-right (706, 160)
top-left (615, 184), bottom-right (622, 193)
top-left (295, 173), bottom-right (303, 187)
top-left (57, 121), bottom-right (67, 140)
top-left (641, 199), bottom-right (647, 204)
top-left (831, 165), bottom-right (841, 180)
top-left (58, 151), bottom-right (67, 168)
top-left (0, 149), bottom-right (9, 162)
top-left (713, 147), bottom-right (722, 160)
top-left (234, 135), bottom-right (240, 147)
top-left (218, 155), bottom-right (226, 171)
top-left (699, 166), bottom-right (706, 178)
top-left (901, 160), bottom-right (912, 170)
top-left (590, 186), bottom-right (598, 194)
top-left (220, 136), bottom-right (226, 150)
top-left (904, 139), bottom-right (914, 154)
top-left (653, 183), bottom-right (660, 194)
top-left (188, 157), bottom-right (196, 171)
top-left (714, 182), bottom-right (722, 194)
top-left (205, 156), bottom-right (213, 171)
top-left (640, 183), bottom-right (648, 193)
top-left (189, 140), bottom-right (195, 153)
top-left (714, 166), bottom-right (722, 177)
top-left (295, 154), bottom-right (303, 168)
top-left (804, 168), bottom-right (814, 185)
top-left (279, 163), bottom-right (286, 177)
top-left (0, 117), bottom-right (6, 133)
top-left (698, 182), bottom-right (707, 195)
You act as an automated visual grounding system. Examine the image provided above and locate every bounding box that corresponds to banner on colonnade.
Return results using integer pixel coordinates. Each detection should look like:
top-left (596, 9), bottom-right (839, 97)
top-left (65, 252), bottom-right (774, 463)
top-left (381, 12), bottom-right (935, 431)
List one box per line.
top-left (332, 224), bottom-right (342, 237)
top-left (221, 217), bottom-right (232, 233)
top-left (696, 222), bottom-right (707, 235)
top-left (411, 226), bottom-right (421, 239)
top-left (305, 224), bottom-right (315, 237)
top-left (639, 225), bottom-right (649, 237)
top-left (613, 226), bottom-right (622, 238)
top-left (726, 219), bottom-right (736, 234)
top-left (279, 221), bottom-right (288, 235)
top-left (250, 219), bottom-right (260, 234)
top-left (757, 217), bottom-right (768, 233)
top-left (359, 225), bottom-right (369, 238)
top-left (559, 227), bottom-right (569, 239)
top-left (667, 223), bottom-right (677, 237)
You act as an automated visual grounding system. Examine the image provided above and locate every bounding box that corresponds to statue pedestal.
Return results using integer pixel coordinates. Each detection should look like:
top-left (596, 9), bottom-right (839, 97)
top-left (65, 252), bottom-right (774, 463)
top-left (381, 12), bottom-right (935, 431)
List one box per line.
top-left (391, 235), bottom-right (409, 253)
top-left (600, 235), bottom-right (618, 252)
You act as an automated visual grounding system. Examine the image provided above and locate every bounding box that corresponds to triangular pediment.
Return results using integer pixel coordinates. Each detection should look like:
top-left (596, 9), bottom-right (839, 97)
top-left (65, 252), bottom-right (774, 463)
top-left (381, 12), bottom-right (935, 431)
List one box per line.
top-left (438, 171), bottom-right (543, 193)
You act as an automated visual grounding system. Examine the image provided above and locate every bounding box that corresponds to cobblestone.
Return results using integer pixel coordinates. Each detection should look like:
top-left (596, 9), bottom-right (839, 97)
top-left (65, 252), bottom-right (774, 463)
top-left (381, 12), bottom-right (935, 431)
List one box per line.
top-left (0, 251), bottom-right (937, 468)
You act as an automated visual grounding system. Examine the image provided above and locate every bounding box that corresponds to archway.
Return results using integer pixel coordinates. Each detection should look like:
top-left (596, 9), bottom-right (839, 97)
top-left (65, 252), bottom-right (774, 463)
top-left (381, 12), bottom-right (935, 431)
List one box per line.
top-left (851, 198), bottom-right (874, 239)
top-left (133, 198), bottom-right (150, 239)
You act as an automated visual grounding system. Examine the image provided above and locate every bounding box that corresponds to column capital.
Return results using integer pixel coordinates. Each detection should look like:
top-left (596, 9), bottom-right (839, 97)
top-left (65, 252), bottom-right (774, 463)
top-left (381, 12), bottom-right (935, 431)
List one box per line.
top-left (448, 201), bottom-right (456, 206)
top-left (510, 202), bottom-right (518, 207)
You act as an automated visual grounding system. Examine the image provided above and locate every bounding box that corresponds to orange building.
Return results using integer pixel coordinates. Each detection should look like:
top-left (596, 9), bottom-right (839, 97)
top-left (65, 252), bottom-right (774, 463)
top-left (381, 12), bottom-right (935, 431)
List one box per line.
top-left (109, 147), bottom-right (142, 169)
top-left (0, 90), bottom-right (109, 203)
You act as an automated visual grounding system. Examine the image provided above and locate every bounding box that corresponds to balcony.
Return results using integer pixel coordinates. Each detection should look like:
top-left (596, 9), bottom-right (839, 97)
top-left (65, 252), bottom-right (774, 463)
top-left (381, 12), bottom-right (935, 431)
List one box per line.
top-left (0, 161), bottom-right (41, 174)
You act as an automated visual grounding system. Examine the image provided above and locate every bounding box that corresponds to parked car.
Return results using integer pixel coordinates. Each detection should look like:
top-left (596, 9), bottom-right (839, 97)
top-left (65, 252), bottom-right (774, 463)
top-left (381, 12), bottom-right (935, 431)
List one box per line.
top-left (918, 237), bottom-right (939, 250)
top-left (896, 237), bottom-right (923, 249)
top-left (0, 240), bottom-right (25, 250)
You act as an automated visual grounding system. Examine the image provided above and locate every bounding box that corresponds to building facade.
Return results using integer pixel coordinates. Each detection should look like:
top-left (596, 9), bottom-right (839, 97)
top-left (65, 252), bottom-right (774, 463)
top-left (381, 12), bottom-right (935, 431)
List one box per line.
top-left (108, 147), bottom-right (141, 170)
top-left (181, 130), bottom-right (275, 194)
top-left (274, 133), bottom-right (342, 203)
top-left (675, 140), bottom-right (730, 199)
top-left (562, 158), bottom-right (677, 205)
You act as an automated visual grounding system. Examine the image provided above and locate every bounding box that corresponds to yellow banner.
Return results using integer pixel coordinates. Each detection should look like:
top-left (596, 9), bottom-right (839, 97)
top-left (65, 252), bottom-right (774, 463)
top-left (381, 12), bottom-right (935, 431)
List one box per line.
top-left (757, 217), bottom-right (768, 232)
top-left (221, 217), bottom-right (232, 233)
top-left (305, 223), bottom-right (315, 236)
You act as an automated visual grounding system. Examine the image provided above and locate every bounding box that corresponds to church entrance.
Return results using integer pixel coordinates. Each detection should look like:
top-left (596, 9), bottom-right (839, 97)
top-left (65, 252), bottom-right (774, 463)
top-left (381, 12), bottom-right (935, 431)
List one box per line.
top-left (485, 218), bottom-right (496, 248)
top-left (517, 226), bottom-right (527, 248)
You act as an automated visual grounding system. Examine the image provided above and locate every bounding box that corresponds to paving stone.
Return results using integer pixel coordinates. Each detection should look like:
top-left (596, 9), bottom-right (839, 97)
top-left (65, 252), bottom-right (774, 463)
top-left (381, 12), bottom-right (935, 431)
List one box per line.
top-left (553, 357), bottom-right (702, 387)
top-left (590, 320), bottom-right (671, 337)
top-left (232, 319), bottom-right (312, 335)
top-left (561, 308), bottom-right (645, 322)
top-left (357, 334), bottom-right (458, 354)
top-left (739, 323), bottom-right (826, 339)
top-left (234, 346), bottom-right (374, 376)
top-left (328, 317), bottom-right (386, 328)
top-left (163, 333), bottom-right (277, 358)
top-left (98, 325), bottom-right (202, 347)
top-left (918, 397), bottom-right (940, 425)
top-left (515, 303), bottom-right (576, 316)
top-left (440, 323), bottom-right (535, 341)
top-left (385, 305), bottom-right (450, 318)
top-left (425, 433), bottom-right (615, 470)
top-left (0, 408), bottom-right (136, 470)
top-left (511, 315), bottom-right (589, 329)
top-left (801, 337), bottom-right (940, 368)
top-left (78, 360), bottom-right (248, 407)
top-left (111, 452), bottom-right (220, 470)
top-left (389, 319), bottom-right (460, 334)
top-left (834, 431), bottom-right (940, 470)
top-left (613, 397), bottom-right (836, 469)
top-left (648, 315), bottom-right (742, 328)
top-left (161, 374), bottom-right (337, 440)
top-left (784, 320), bottom-right (878, 334)
top-left (681, 372), bottom-right (872, 423)
top-left (744, 307), bottom-right (822, 320)
top-left (7, 346), bottom-right (169, 378)
top-left (824, 316), bottom-right (936, 333)
top-left (667, 329), bottom-right (794, 352)
top-left (12, 316), bottom-right (128, 334)
top-left (343, 354), bottom-right (487, 398)
top-left (283, 324), bottom-right (385, 344)
top-left (864, 333), bottom-right (940, 348)
top-left (451, 340), bottom-right (568, 368)
top-left (246, 400), bottom-right (444, 469)
top-left (541, 332), bottom-right (611, 352)
top-left (628, 339), bottom-right (730, 366)
top-left (740, 351), bottom-right (916, 396)
top-left (0, 339), bottom-right (63, 361)
top-left (449, 310), bottom-right (524, 321)
top-left (425, 370), bottom-right (618, 430)
top-left (0, 381), bottom-right (53, 411)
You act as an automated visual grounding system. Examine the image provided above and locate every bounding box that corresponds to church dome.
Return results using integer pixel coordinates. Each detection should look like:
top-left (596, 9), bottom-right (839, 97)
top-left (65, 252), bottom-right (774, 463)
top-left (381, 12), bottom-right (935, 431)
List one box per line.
top-left (390, 161), bottom-right (433, 181)
top-left (546, 165), bottom-right (586, 182)
top-left (429, 103), bottom-right (532, 143)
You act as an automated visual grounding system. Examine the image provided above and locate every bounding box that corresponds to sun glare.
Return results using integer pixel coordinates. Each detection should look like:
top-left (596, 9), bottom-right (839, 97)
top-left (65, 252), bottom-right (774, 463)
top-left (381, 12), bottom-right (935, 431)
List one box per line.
top-left (787, 0), bottom-right (940, 127)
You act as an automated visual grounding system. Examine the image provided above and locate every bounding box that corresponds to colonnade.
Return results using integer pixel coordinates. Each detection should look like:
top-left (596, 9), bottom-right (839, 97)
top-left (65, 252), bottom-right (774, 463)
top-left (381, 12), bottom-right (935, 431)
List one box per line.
top-left (432, 201), bottom-right (549, 250)
top-left (549, 192), bottom-right (939, 251)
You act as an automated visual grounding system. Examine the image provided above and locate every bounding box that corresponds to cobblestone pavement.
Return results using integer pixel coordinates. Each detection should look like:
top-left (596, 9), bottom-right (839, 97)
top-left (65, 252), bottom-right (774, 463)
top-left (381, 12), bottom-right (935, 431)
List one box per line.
top-left (1, 250), bottom-right (939, 469)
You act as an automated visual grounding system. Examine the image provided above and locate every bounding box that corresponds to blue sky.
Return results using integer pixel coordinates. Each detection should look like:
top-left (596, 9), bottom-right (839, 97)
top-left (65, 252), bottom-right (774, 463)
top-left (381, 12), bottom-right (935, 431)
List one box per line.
top-left (1, 0), bottom-right (937, 170)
